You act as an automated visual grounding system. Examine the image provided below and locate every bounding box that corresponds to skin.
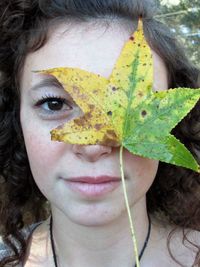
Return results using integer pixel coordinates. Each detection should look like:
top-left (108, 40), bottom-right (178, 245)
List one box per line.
top-left (20, 20), bottom-right (195, 267)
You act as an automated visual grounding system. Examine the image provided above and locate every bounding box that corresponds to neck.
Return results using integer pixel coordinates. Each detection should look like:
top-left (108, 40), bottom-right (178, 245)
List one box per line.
top-left (50, 197), bottom-right (150, 267)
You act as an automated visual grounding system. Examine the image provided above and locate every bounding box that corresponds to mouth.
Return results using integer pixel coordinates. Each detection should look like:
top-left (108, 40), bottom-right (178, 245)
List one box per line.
top-left (63, 175), bottom-right (121, 198)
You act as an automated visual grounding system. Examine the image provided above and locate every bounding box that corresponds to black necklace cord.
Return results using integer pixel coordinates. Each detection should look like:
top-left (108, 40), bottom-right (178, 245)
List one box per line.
top-left (50, 214), bottom-right (151, 267)
top-left (134, 213), bottom-right (151, 267)
top-left (50, 216), bottom-right (59, 267)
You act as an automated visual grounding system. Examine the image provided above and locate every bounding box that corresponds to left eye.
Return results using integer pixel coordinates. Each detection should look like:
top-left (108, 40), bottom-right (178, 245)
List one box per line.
top-left (36, 97), bottom-right (72, 112)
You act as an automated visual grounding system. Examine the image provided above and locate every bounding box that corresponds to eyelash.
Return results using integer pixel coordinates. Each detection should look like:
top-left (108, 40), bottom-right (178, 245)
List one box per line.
top-left (34, 94), bottom-right (73, 119)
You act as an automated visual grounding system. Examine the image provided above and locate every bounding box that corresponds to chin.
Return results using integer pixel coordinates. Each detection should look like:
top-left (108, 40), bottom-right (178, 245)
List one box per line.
top-left (65, 203), bottom-right (126, 227)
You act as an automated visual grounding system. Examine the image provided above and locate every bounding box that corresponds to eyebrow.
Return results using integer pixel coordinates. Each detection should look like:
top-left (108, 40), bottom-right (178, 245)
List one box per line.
top-left (30, 76), bottom-right (64, 91)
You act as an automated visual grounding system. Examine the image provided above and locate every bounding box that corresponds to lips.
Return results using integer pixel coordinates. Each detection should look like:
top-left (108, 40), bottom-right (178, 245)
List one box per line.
top-left (66, 175), bottom-right (121, 184)
top-left (63, 176), bottom-right (121, 197)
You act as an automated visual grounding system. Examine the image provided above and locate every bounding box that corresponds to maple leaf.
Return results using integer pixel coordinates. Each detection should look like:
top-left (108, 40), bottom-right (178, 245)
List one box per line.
top-left (39, 20), bottom-right (200, 172)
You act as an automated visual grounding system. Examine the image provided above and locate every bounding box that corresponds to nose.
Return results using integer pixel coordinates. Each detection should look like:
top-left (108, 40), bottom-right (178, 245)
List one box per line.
top-left (72, 144), bottom-right (112, 162)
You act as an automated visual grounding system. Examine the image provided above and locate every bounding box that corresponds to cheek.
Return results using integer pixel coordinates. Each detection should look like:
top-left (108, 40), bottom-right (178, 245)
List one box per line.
top-left (124, 149), bottom-right (158, 190)
top-left (25, 133), bottom-right (55, 168)
top-left (20, 113), bottom-right (63, 184)
top-left (23, 131), bottom-right (60, 186)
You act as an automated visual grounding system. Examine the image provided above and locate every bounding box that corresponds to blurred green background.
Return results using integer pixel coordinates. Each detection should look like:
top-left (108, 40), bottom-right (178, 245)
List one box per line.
top-left (158, 0), bottom-right (200, 67)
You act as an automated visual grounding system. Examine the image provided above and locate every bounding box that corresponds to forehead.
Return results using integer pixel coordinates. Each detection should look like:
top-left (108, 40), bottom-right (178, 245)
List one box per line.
top-left (20, 20), bottom-right (168, 91)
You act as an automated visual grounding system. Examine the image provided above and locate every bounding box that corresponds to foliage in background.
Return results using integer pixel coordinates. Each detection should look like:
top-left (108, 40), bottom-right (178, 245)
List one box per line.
top-left (157, 0), bottom-right (200, 67)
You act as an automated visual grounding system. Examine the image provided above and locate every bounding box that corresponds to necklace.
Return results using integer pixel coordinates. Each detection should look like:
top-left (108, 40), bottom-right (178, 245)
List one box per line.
top-left (50, 214), bottom-right (151, 267)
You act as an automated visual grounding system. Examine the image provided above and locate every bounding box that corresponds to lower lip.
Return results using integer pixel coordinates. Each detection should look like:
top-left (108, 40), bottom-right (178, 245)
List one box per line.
top-left (64, 180), bottom-right (121, 197)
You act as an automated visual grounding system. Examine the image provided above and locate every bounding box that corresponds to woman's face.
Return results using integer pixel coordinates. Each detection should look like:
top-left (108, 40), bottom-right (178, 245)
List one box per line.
top-left (20, 21), bottom-right (168, 226)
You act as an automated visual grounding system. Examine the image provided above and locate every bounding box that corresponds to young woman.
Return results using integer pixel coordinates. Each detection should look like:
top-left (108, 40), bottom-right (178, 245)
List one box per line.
top-left (0, 0), bottom-right (199, 266)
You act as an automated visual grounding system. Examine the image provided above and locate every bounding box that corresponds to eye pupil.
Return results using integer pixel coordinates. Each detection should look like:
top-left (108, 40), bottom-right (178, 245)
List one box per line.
top-left (48, 100), bottom-right (63, 111)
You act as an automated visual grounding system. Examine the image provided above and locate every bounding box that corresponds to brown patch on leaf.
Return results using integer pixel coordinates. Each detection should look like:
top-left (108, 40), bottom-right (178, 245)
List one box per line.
top-left (94, 124), bottom-right (102, 130)
top-left (138, 92), bottom-right (143, 97)
top-left (101, 136), bottom-right (119, 147)
top-left (73, 85), bottom-right (87, 100)
top-left (93, 89), bottom-right (98, 94)
top-left (74, 117), bottom-right (89, 127)
top-left (84, 112), bottom-right (92, 119)
top-left (88, 104), bottom-right (95, 110)
top-left (107, 130), bottom-right (118, 139)
top-left (51, 131), bottom-right (65, 141)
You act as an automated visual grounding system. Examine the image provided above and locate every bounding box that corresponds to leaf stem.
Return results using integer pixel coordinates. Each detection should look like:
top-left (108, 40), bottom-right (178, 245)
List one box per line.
top-left (119, 145), bottom-right (140, 267)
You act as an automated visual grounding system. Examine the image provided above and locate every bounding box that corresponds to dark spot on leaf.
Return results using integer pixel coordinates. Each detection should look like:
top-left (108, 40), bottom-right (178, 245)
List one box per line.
top-left (141, 110), bottom-right (147, 117)
top-left (74, 119), bottom-right (85, 127)
top-left (112, 86), bottom-right (117, 91)
top-left (107, 130), bottom-right (118, 138)
top-left (85, 112), bottom-right (92, 119)
top-left (143, 63), bottom-right (147, 66)
top-left (107, 111), bottom-right (112, 116)
top-left (138, 92), bottom-right (143, 97)
top-left (93, 89), bottom-right (98, 94)
top-left (138, 44), bottom-right (141, 47)
top-left (101, 131), bottom-right (119, 147)
top-left (94, 124), bottom-right (102, 130)
top-left (129, 36), bottom-right (134, 41)
top-left (89, 104), bottom-right (95, 110)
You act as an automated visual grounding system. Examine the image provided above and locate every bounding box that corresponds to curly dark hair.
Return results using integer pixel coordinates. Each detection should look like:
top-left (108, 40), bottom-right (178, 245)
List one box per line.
top-left (0, 0), bottom-right (200, 266)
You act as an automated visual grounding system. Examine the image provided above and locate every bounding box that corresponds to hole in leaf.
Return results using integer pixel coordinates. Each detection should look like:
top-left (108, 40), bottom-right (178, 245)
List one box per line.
top-left (141, 110), bottom-right (147, 117)
top-left (112, 86), bottom-right (117, 91)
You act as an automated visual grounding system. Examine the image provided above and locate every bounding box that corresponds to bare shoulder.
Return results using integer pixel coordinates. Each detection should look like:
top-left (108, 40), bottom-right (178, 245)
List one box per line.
top-left (24, 219), bottom-right (53, 267)
top-left (148, 218), bottom-right (199, 267)
top-left (171, 227), bottom-right (200, 266)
